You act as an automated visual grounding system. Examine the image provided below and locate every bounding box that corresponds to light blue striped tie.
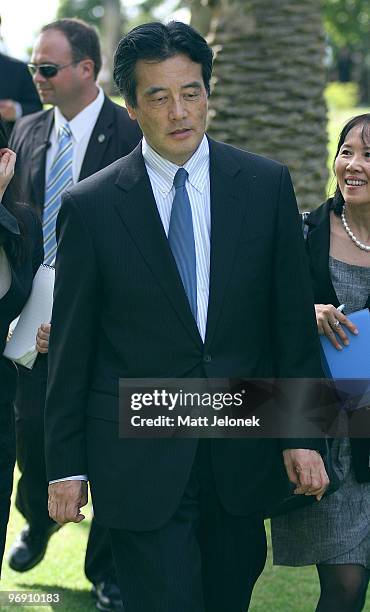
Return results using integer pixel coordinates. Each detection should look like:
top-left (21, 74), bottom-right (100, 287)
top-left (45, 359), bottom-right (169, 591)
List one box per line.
top-left (168, 168), bottom-right (197, 319)
top-left (43, 123), bottom-right (73, 264)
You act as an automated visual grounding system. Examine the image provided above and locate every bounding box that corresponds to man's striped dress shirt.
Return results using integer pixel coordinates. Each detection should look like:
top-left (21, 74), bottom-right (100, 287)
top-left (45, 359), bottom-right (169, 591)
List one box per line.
top-left (142, 135), bottom-right (210, 342)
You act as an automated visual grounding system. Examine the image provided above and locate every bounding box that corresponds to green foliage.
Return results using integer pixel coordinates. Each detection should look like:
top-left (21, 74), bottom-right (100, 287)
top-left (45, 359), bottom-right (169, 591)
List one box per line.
top-left (138, 0), bottom-right (191, 13)
top-left (56, 0), bottom-right (184, 33)
top-left (138, 0), bottom-right (169, 12)
top-left (323, 0), bottom-right (370, 48)
top-left (324, 81), bottom-right (359, 110)
top-left (57, 0), bottom-right (106, 28)
top-left (126, 0), bottom-right (182, 28)
top-left (323, 0), bottom-right (370, 103)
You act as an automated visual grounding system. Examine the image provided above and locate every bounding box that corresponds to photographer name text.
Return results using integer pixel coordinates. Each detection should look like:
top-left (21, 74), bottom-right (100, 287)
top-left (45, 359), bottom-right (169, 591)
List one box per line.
top-left (130, 415), bottom-right (260, 428)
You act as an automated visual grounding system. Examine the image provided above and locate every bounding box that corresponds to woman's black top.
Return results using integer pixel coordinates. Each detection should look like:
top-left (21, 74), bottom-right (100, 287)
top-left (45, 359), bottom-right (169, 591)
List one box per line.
top-left (0, 203), bottom-right (43, 404)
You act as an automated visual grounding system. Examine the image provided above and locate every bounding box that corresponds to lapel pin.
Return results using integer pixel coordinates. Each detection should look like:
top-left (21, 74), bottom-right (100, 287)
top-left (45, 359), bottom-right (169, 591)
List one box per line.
top-left (97, 133), bottom-right (106, 143)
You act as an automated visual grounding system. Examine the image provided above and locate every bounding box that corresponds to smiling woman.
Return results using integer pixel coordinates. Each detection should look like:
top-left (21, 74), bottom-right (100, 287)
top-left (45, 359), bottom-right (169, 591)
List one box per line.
top-left (329, 116), bottom-right (370, 267)
top-left (272, 113), bottom-right (370, 612)
top-left (334, 119), bottom-right (370, 254)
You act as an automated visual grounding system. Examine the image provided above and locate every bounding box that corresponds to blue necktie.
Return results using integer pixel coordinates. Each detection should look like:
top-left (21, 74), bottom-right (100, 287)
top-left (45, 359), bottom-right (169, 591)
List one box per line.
top-left (168, 168), bottom-right (197, 319)
top-left (43, 124), bottom-right (73, 264)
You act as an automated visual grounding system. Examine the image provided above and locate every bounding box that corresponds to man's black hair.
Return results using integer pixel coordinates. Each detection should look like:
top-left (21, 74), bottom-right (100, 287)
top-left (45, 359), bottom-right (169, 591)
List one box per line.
top-left (113, 21), bottom-right (213, 107)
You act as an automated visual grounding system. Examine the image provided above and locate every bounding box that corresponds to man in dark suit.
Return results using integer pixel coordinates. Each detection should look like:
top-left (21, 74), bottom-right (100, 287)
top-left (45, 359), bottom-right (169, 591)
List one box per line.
top-left (8, 18), bottom-right (140, 611)
top-left (45, 21), bottom-right (328, 612)
top-left (0, 16), bottom-right (42, 132)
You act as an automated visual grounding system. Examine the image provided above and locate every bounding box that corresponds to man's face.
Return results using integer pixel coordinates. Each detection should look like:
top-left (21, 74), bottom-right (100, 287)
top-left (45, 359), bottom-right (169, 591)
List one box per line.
top-left (31, 29), bottom-right (84, 108)
top-left (126, 54), bottom-right (208, 166)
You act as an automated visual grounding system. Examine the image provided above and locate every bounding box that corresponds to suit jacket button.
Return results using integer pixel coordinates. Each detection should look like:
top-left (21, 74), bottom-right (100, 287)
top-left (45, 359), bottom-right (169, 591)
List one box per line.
top-left (203, 354), bottom-right (212, 363)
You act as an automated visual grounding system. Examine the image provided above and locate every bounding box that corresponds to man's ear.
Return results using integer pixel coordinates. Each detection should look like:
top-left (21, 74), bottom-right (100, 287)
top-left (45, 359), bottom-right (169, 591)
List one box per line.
top-left (79, 58), bottom-right (95, 80)
top-left (126, 103), bottom-right (137, 121)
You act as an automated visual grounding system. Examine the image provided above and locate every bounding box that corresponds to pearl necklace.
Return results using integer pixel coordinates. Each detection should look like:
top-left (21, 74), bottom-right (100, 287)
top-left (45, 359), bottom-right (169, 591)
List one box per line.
top-left (341, 206), bottom-right (370, 252)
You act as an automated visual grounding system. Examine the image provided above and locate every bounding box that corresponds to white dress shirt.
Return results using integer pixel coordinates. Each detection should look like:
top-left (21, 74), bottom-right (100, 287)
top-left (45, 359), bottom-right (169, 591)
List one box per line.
top-left (45, 86), bottom-right (105, 183)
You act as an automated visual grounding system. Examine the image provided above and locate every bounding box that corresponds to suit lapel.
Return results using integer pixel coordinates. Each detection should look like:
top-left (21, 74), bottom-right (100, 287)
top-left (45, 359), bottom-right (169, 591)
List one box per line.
top-left (78, 96), bottom-right (114, 181)
top-left (30, 110), bottom-right (54, 210)
top-left (308, 202), bottom-right (370, 309)
top-left (114, 146), bottom-right (202, 347)
top-left (306, 202), bottom-right (340, 306)
top-left (204, 140), bottom-right (249, 346)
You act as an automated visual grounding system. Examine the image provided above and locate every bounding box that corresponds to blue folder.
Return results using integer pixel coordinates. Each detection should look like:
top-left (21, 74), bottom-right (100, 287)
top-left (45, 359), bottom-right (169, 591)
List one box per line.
top-left (320, 308), bottom-right (370, 408)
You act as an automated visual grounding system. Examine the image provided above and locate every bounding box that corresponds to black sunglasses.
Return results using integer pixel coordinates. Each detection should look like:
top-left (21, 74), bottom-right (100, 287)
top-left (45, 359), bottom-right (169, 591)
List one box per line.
top-left (28, 61), bottom-right (77, 78)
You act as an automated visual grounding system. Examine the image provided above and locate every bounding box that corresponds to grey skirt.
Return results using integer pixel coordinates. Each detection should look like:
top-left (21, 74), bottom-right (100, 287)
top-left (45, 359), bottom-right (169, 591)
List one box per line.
top-left (271, 438), bottom-right (370, 567)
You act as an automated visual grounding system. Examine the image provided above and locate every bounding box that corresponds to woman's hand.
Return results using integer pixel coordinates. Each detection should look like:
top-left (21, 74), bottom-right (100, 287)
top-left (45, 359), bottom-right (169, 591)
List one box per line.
top-left (315, 304), bottom-right (358, 350)
top-left (0, 148), bottom-right (16, 200)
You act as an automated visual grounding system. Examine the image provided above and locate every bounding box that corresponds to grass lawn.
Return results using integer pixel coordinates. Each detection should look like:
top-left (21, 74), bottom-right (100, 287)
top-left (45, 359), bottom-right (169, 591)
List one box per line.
top-left (2, 478), bottom-right (370, 611)
top-left (1, 470), bottom-right (94, 610)
top-left (1, 101), bottom-right (369, 611)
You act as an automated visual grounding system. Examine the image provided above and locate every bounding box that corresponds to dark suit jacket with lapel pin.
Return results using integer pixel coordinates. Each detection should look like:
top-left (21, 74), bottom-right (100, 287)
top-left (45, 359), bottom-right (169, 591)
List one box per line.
top-left (45, 137), bottom-right (325, 530)
top-left (9, 96), bottom-right (141, 218)
top-left (7, 96), bottom-right (141, 581)
top-left (8, 94), bottom-right (141, 430)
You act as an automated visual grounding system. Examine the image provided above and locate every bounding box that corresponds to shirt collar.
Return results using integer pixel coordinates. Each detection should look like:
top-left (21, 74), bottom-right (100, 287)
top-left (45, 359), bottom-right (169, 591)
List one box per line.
top-left (53, 86), bottom-right (105, 143)
top-left (142, 134), bottom-right (209, 195)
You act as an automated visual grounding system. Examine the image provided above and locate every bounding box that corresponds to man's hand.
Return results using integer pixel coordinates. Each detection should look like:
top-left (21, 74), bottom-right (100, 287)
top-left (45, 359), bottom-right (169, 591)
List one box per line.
top-left (0, 99), bottom-right (18, 122)
top-left (48, 480), bottom-right (88, 525)
top-left (283, 448), bottom-right (329, 501)
top-left (36, 323), bottom-right (51, 353)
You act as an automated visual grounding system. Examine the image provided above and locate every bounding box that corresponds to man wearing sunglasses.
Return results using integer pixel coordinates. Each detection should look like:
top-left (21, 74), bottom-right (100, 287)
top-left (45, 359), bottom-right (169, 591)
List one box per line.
top-left (28, 61), bottom-right (78, 79)
top-left (8, 17), bottom-right (141, 612)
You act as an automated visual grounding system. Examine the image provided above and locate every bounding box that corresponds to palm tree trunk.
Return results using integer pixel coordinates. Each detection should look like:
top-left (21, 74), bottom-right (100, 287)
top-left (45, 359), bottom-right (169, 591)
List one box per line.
top-left (208, 0), bottom-right (328, 210)
top-left (100, 0), bottom-right (123, 95)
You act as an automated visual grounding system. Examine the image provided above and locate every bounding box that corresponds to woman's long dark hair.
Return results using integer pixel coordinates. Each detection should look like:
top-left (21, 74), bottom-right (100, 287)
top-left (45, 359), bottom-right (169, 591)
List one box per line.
top-left (332, 113), bottom-right (370, 216)
top-left (0, 119), bottom-right (28, 262)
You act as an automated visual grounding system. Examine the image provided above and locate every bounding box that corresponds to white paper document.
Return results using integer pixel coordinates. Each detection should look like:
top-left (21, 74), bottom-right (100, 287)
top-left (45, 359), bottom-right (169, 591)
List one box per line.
top-left (3, 265), bottom-right (55, 368)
